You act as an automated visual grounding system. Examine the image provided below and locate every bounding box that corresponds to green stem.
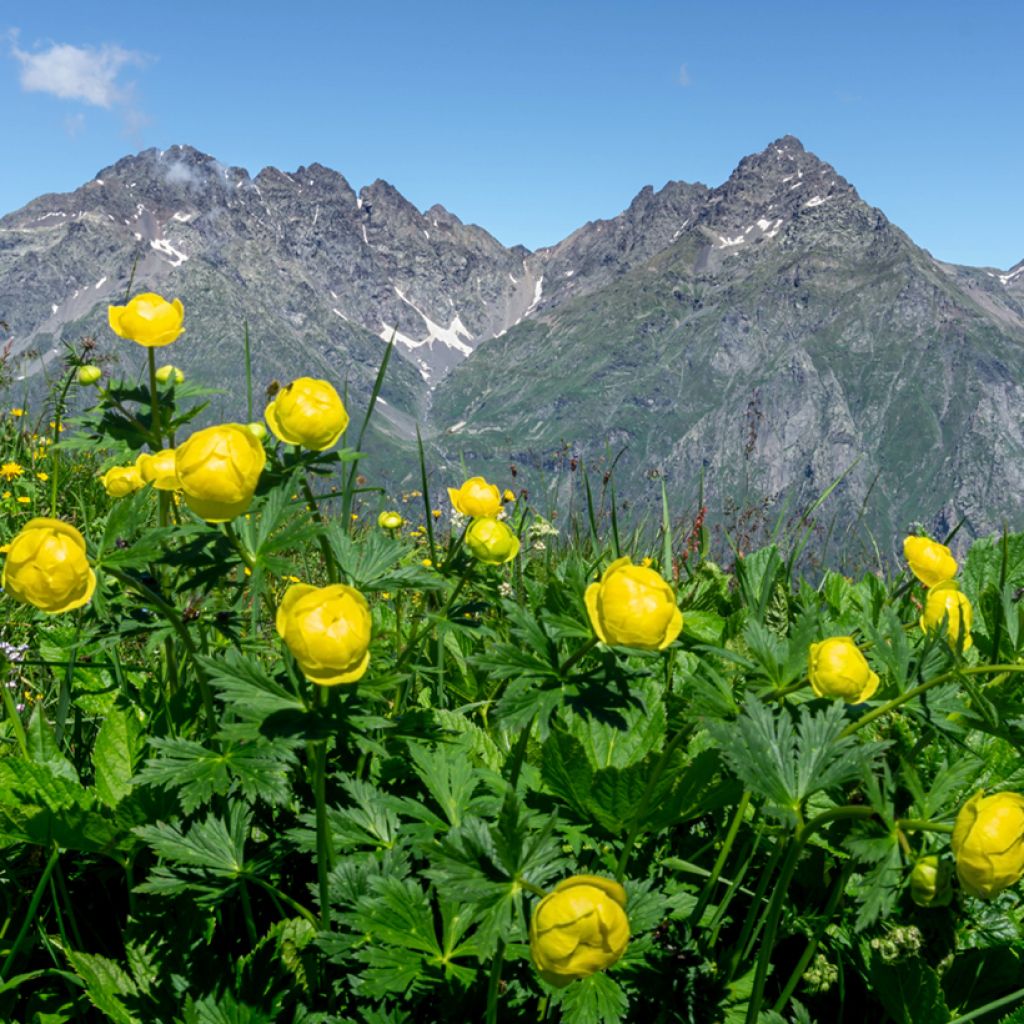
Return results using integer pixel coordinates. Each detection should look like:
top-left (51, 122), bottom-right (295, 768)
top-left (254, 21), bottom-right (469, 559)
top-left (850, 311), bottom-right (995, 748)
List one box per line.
top-left (0, 846), bottom-right (61, 981)
top-left (299, 467), bottom-right (338, 583)
top-left (560, 636), bottom-right (598, 676)
top-left (239, 880), bottom-right (259, 946)
top-left (310, 688), bottom-right (333, 931)
top-left (484, 938), bottom-right (507, 1024)
top-left (947, 986), bottom-right (1024, 1024)
top-left (895, 818), bottom-right (954, 834)
top-left (148, 348), bottom-right (161, 441)
top-left (48, 369), bottom-right (75, 518)
top-left (840, 664), bottom-right (1024, 738)
top-left (692, 790), bottom-right (752, 923)
top-left (247, 875), bottom-right (317, 926)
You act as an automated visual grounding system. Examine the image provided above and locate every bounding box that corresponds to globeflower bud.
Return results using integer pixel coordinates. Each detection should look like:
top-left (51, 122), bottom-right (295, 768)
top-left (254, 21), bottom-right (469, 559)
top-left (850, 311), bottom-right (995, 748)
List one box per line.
top-left (919, 580), bottom-right (972, 651)
top-left (952, 791), bottom-right (1024, 899)
top-left (808, 637), bottom-right (880, 703)
top-left (154, 364), bottom-right (185, 384)
top-left (245, 421), bottom-right (268, 441)
top-left (909, 855), bottom-right (952, 907)
top-left (175, 424), bottom-right (266, 522)
top-left (903, 535), bottom-right (957, 588)
top-left (276, 582), bottom-right (372, 685)
top-left (1, 518), bottom-right (96, 613)
top-left (447, 476), bottom-right (502, 518)
top-left (135, 449), bottom-right (180, 492)
top-left (76, 365), bottom-right (102, 385)
top-left (264, 377), bottom-right (349, 450)
top-left (465, 517), bottom-right (520, 564)
top-left (378, 510), bottom-right (403, 530)
top-left (529, 875), bottom-right (630, 988)
top-left (584, 557), bottom-right (682, 649)
top-left (108, 292), bottom-right (184, 348)
top-left (100, 464), bottom-right (144, 498)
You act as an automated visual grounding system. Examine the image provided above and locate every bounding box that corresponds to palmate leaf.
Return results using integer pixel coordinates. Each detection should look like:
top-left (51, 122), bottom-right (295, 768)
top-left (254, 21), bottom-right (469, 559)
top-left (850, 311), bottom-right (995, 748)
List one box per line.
top-left (407, 740), bottom-right (482, 828)
top-left (548, 971), bottom-right (628, 1024)
top-left (178, 991), bottom-right (277, 1024)
top-left (706, 700), bottom-right (887, 820)
top-left (64, 949), bottom-right (140, 1024)
top-left (201, 650), bottom-right (307, 722)
top-left (847, 833), bottom-right (902, 930)
top-left (135, 735), bottom-right (297, 813)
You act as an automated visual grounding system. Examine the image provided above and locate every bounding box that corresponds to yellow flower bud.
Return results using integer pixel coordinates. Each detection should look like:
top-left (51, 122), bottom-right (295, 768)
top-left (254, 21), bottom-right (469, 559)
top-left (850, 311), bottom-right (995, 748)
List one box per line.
top-left (175, 424), bottom-right (266, 522)
top-left (378, 510), bottom-right (403, 530)
top-left (808, 637), bottom-right (879, 703)
top-left (919, 580), bottom-right (972, 651)
top-left (108, 292), bottom-right (184, 348)
top-left (1, 518), bottom-right (96, 613)
top-left (264, 377), bottom-right (349, 450)
top-left (952, 791), bottom-right (1024, 899)
top-left (76, 364), bottom-right (102, 385)
top-left (275, 582), bottom-right (372, 685)
top-left (100, 464), bottom-right (144, 498)
top-left (584, 557), bottom-right (682, 649)
top-left (909, 855), bottom-right (952, 907)
top-left (529, 875), bottom-right (630, 987)
top-left (154, 364), bottom-right (185, 384)
top-left (465, 517), bottom-right (520, 565)
top-left (903, 535), bottom-right (957, 588)
top-left (135, 449), bottom-right (180, 491)
top-left (245, 421), bottom-right (268, 441)
top-left (447, 476), bottom-right (502, 517)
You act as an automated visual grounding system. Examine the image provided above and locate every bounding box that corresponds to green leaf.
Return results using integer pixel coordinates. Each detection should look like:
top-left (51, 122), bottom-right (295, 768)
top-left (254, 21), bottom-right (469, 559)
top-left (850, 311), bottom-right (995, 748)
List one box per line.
top-left (202, 650), bottom-right (307, 722)
top-left (64, 950), bottom-right (140, 1024)
top-left (93, 706), bottom-right (144, 807)
top-left (408, 740), bottom-right (482, 828)
top-left (549, 971), bottom-right (628, 1024)
top-left (863, 945), bottom-right (950, 1024)
top-left (681, 609), bottom-right (726, 645)
top-left (179, 991), bottom-right (277, 1024)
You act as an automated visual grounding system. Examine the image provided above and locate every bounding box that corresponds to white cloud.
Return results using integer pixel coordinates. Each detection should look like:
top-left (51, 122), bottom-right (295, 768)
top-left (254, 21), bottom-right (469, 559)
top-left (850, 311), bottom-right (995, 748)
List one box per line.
top-left (12, 38), bottom-right (145, 108)
top-left (678, 63), bottom-right (691, 87)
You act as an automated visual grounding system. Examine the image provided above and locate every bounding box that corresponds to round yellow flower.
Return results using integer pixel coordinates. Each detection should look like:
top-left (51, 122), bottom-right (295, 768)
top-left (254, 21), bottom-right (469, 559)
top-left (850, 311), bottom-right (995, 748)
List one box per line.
top-left (264, 377), bottom-right (349, 450)
top-left (808, 636), bottom-right (880, 703)
top-left (135, 449), bottom-right (180, 491)
top-left (100, 464), bottom-right (144, 498)
top-left (903, 535), bottom-right (957, 588)
top-left (175, 424), bottom-right (266, 522)
top-left (76, 364), bottom-right (102, 385)
top-left (447, 476), bottom-right (502, 517)
top-left (465, 517), bottom-right (520, 564)
top-left (154, 364), bottom-right (185, 384)
top-left (275, 582), bottom-right (372, 685)
top-left (952, 791), bottom-right (1024, 899)
top-left (584, 556), bottom-right (682, 649)
top-left (529, 875), bottom-right (630, 987)
top-left (108, 292), bottom-right (184, 348)
top-left (378, 510), bottom-right (403, 530)
top-left (1, 518), bottom-right (96, 613)
top-left (919, 580), bottom-right (972, 651)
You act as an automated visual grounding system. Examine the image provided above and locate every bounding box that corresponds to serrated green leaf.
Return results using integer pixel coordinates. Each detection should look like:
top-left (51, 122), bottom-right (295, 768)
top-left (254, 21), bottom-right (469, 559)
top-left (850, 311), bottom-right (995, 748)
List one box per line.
top-left (550, 971), bottom-right (628, 1024)
top-left (64, 950), bottom-right (140, 1024)
top-left (93, 706), bottom-right (144, 807)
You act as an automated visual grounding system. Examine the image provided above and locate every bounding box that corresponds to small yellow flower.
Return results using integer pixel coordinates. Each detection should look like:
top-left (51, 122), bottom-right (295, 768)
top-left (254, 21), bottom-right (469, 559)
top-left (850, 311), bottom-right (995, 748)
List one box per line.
top-left (1, 491), bottom-right (10, 500)
top-left (276, 582), bottom-right (372, 685)
top-left (108, 292), bottom-right (184, 348)
top-left (154, 364), bottom-right (185, 385)
top-left (351, 513), bottom-right (359, 521)
top-left (904, 535), bottom-right (958, 588)
top-left (9, 408), bottom-right (24, 418)
top-left (808, 637), bottom-right (880, 703)
top-left (919, 580), bottom-right (972, 651)
top-left (465, 517), bottom-right (520, 565)
top-left (100, 464), bottom-right (145, 498)
top-left (35, 472), bottom-right (49, 482)
top-left (245, 421), bottom-right (268, 440)
top-left (264, 377), bottom-right (349, 450)
top-left (640, 556), bottom-right (653, 567)
top-left (76, 365), bottom-right (102, 385)
top-left (432, 509), bottom-right (442, 519)
top-left (378, 510), bottom-right (403, 530)
top-left (0, 463), bottom-right (24, 480)
top-left (529, 876), bottom-right (630, 987)
top-left (448, 476), bottom-right (502, 517)
top-left (16, 496), bottom-right (30, 505)
top-left (421, 558), bottom-right (433, 568)
top-left (1, 518), bottom-right (96, 613)
top-left (503, 488), bottom-right (516, 502)
top-left (584, 557), bottom-right (682, 650)
top-left (952, 791), bottom-right (1024, 899)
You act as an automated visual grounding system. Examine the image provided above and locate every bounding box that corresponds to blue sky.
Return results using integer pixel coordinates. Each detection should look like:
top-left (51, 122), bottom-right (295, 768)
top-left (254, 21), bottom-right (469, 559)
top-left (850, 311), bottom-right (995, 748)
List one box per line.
top-left (3, 1), bottom-right (1022, 269)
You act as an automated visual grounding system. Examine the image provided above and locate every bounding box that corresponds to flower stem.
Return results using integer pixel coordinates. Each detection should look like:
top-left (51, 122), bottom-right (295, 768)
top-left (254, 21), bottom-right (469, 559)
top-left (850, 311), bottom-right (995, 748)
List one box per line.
top-left (484, 937), bottom-right (507, 1024)
top-left (0, 846), bottom-right (60, 982)
top-left (148, 348), bottom-right (161, 441)
top-left (310, 687), bottom-right (333, 931)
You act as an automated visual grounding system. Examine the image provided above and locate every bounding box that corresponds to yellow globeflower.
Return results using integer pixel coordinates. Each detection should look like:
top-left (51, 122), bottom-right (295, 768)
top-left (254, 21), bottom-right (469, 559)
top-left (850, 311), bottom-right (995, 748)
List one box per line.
top-left (808, 636), bottom-right (880, 703)
top-left (275, 582), bottom-right (372, 685)
top-left (135, 449), bottom-right (180, 491)
top-left (1, 518), bottom-right (96, 613)
top-left (584, 557), bottom-right (682, 649)
top-left (465, 517), bottom-right (520, 564)
top-left (100, 464), bottom-right (144, 498)
top-left (952, 791), bottom-right (1024, 899)
top-left (378, 510), bottom-right (403, 530)
top-left (154, 364), bottom-right (185, 384)
top-left (76, 365), bottom-right (102, 385)
top-left (919, 580), bottom-right (973, 651)
top-left (447, 476), bottom-right (502, 517)
top-left (108, 292), bottom-right (184, 348)
top-left (175, 424), bottom-right (266, 522)
top-left (264, 377), bottom-right (349, 450)
top-left (529, 876), bottom-right (630, 988)
top-left (903, 535), bottom-right (957, 588)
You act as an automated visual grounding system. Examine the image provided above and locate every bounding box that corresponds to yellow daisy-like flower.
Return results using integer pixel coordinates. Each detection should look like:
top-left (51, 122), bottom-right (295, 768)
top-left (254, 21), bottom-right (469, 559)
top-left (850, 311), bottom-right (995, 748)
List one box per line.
top-left (0, 463), bottom-right (24, 480)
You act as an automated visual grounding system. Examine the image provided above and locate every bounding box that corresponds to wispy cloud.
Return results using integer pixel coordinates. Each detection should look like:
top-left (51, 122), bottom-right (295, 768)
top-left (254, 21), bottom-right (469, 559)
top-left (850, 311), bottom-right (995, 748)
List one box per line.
top-left (11, 36), bottom-right (146, 107)
top-left (678, 63), bottom-right (691, 87)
